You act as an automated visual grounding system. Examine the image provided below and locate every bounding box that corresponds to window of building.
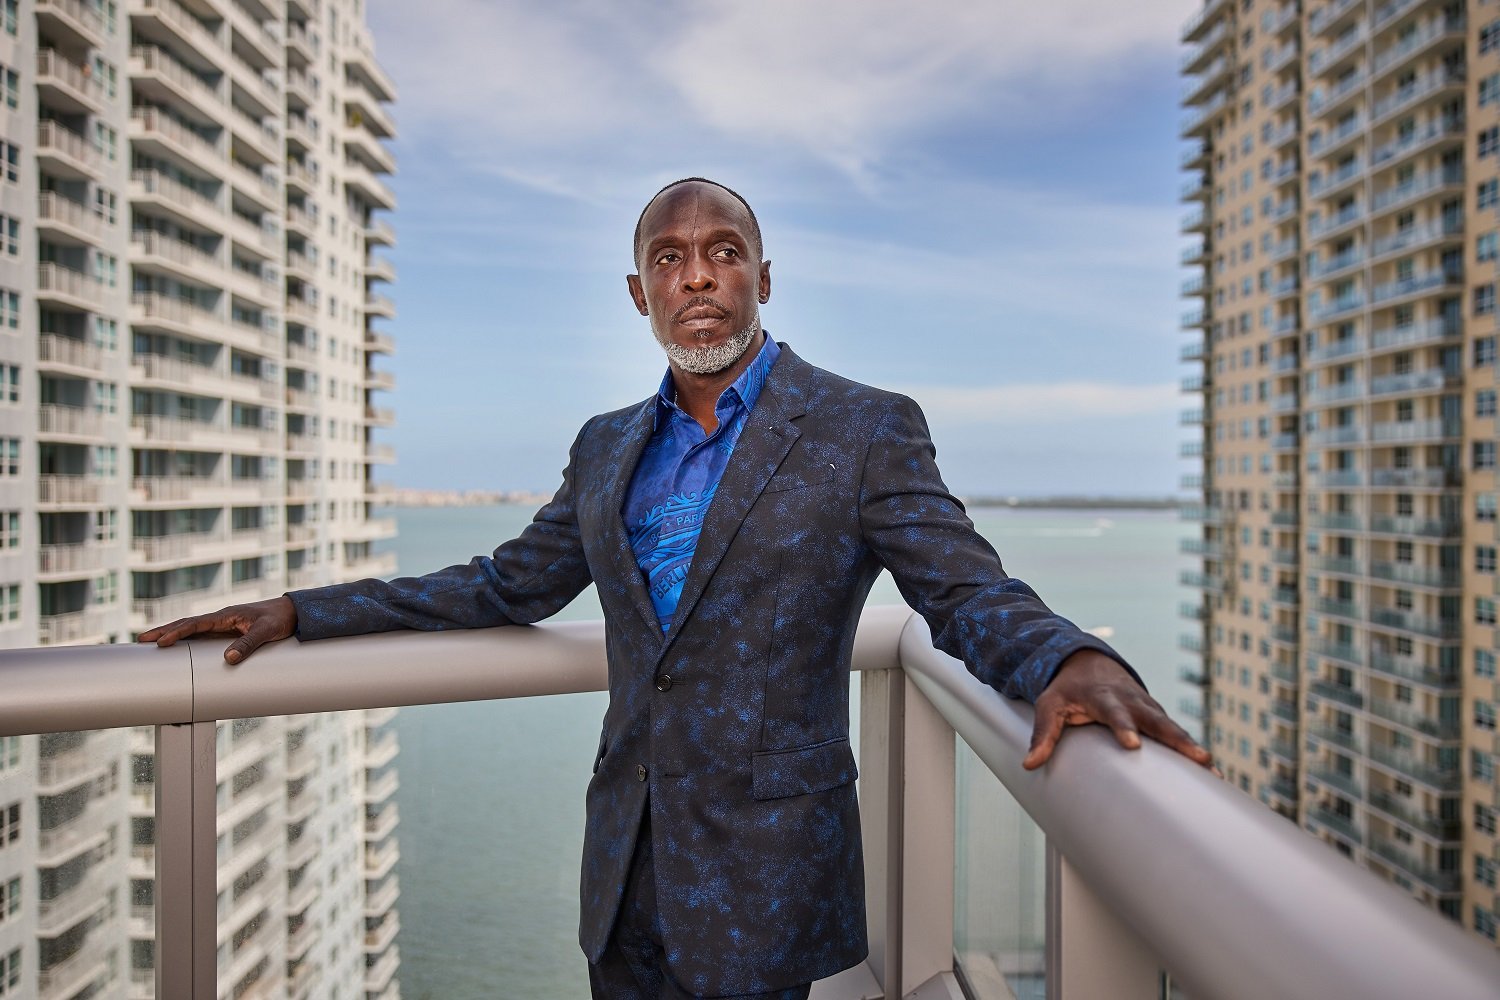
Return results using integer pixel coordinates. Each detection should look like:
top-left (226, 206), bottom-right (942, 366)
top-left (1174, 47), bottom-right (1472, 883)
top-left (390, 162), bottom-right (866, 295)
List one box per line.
top-left (1480, 389), bottom-right (1498, 417)
top-left (1482, 74), bottom-right (1500, 106)
top-left (1478, 701), bottom-right (1498, 730)
top-left (0, 290), bottom-right (17, 331)
top-left (1475, 284), bottom-right (1495, 316)
top-left (0, 802), bottom-right (16, 845)
top-left (1480, 233), bottom-right (1499, 262)
top-left (1479, 649), bottom-right (1497, 678)
top-left (1485, 20), bottom-right (1500, 52)
top-left (1475, 749), bottom-right (1498, 783)
top-left (0, 947), bottom-right (16, 996)
top-left (1477, 336), bottom-right (1497, 366)
top-left (1478, 908), bottom-right (1498, 942)
top-left (1479, 546), bottom-right (1497, 573)
top-left (1481, 127), bottom-right (1500, 158)
top-left (1478, 802), bottom-right (1498, 836)
top-left (0, 585), bottom-right (16, 624)
top-left (0, 877), bottom-right (16, 923)
top-left (1483, 179), bottom-right (1500, 208)
top-left (1480, 494), bottom-right (1498, 522)
top-left (1, 0), bottom-right (14, 36)
top-left (0, 438), bottom-right (17, 477)
top-left (1475, 441), bottom-right (1496, 471)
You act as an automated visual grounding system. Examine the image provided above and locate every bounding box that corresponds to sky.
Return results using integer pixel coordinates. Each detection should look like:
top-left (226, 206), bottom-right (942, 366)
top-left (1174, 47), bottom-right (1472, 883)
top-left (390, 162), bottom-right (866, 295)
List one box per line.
top-left (362, 0), bottom-right (1200, 497)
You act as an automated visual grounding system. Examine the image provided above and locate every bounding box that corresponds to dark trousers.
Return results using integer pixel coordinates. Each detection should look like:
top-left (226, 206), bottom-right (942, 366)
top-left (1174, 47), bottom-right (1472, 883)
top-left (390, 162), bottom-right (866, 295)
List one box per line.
top-left (587, 813), bottom-right (813, 1000)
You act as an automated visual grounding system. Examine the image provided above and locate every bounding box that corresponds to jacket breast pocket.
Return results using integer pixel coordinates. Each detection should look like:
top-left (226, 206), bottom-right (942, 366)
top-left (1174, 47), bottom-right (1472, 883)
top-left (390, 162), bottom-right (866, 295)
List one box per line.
top-left (751, 736), bottom-right (858, 800)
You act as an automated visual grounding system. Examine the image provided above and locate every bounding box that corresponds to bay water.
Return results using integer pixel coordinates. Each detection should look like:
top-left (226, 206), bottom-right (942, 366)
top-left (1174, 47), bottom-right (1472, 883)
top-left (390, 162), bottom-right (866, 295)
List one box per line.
top-left (379, 504), bottom-right (1195, 999)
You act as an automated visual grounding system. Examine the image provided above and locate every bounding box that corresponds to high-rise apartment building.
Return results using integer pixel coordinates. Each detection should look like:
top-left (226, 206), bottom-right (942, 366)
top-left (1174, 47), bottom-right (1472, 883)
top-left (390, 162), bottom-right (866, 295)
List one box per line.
top-left (1179, 0), bottom-right (1500, 948)
top-left (0, 0), bottom-right (402, 996)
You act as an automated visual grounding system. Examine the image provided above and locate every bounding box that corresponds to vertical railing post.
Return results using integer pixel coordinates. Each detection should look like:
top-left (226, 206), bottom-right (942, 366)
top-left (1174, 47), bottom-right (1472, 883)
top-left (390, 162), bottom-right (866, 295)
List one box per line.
top-left (156, 720), bottom-right (218, 998)
top-left (1045, 842), bottom-right (1160, 1000)
top-left (859, 667), bottom-right (904, 996)
top-left (898, 672), bottom-right (956, 994)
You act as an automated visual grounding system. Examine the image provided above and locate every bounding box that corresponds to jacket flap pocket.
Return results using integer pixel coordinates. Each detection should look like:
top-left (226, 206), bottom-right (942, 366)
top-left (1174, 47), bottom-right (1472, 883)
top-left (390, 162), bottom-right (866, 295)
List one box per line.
top-left (751, 736), bottom-right (858, 800)
top-left (763, 463), bottom-right (836, 493)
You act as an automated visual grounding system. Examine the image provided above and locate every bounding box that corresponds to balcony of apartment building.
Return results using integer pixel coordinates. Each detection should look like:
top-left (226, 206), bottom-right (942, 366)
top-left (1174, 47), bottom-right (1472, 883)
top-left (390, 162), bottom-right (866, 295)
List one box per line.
top-left (36, 0), bottom-right (105, 49)
top-left (38, 512), bottom-right (110, 583)
top-left (38, 839), bottom-right (117, 939)
top-left (1370, 158), bottom-right (1464, 217)
top-left (132, 229), bottom-right (225, 287)
top-left (1370, 7), bottom-right (1466, 85)
top-left (131, 284), bottom-right (226, 342)
top-left (345, 159), bottom-right (397, 212)
top-left (35, 192), bottom-right (105, 250)
top-left (228, 203), bottom-right (281, 264)
top-left (1179, 50), bottom-right (1231, 109)
top-left (130, 105), bottom-right (227, 184)
top-left (130, 166), bottom-right (226, 229)
top-left (1369, 216), bottom-right (1464, 264)
top-left (38, 916), bottom-right (115, 1000)
top-left (130, 42), bottom-right (227, 121)
top-left (37, 440), bottom-right (106, 511)
top-left (1309, 157), bottom-right (1366, 204)
top-left (1370, 63), bottom-right (1466, 132)
top-left (228, 103), bottom-right (281, 171)
top-left (345, 109), bottom-right (396, 177)
top-left (1369, 109), bottom-right (1465, 171)
top-left (36, 118), bottom-right (103, 183)
top-left (365, 216), bottom-right (396, 248)
top-left (229, 161), bottom-right (279, 228)
top-left (36, 47), bottom-right (106, 119)
top-left (1309, 66), bottom-right (1367, 121)
top-left (8, 616), bottom-right (1500, 996)
top-left (134, 0), bottom-right (225, 60)
top-left (38, 256), bottom-right (110, 315)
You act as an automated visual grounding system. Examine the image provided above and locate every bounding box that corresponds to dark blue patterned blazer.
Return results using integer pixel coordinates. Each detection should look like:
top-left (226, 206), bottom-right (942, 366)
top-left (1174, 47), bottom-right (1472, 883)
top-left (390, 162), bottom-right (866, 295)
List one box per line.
top-left (290, 343), bottom-right (1130, 995)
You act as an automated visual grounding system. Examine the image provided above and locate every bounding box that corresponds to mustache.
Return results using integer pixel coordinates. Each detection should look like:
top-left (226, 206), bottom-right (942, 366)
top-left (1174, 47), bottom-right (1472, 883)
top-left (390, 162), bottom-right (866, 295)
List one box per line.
top-left (672, 296), bottom-right (730, 321)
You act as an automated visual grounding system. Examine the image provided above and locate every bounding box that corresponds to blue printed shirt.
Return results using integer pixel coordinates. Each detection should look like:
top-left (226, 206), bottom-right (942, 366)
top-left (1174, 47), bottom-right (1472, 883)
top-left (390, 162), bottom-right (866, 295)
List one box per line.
top-left (622, 335), bottom-right (781, 631)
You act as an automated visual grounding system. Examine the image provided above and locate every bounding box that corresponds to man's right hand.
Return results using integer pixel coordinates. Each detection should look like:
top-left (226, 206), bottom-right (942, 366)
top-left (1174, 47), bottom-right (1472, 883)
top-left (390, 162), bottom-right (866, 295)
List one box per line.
top-left (137, 596), bottom-right (298, 664)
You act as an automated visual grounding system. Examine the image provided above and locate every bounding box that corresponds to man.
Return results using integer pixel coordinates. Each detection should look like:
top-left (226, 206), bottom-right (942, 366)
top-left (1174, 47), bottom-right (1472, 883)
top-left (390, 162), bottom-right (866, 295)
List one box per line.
top-left (142, 178), bottom-right (1210, 999)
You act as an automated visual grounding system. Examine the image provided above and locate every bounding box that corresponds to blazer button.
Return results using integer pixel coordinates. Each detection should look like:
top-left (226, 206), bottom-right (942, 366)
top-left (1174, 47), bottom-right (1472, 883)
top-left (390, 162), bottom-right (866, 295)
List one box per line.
top-left (636, 764), bottom-right (648, 782)
top-left (655, 674), bottom-right (672, 692)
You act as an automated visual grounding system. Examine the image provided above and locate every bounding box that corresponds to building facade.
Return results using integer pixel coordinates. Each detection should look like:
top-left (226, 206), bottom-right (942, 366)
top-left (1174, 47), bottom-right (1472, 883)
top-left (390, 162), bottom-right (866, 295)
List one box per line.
top-left (1179, 0), bottom-right (1500, 947)
top-left (0, 0), bottom-right (401, 996)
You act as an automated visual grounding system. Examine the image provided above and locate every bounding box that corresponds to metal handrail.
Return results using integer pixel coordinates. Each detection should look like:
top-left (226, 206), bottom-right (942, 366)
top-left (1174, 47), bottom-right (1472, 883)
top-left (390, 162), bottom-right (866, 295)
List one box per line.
top-left (896, 616), bottom-right (1499, 1000)
top-left (0, 608), bottom-right (1496, 999)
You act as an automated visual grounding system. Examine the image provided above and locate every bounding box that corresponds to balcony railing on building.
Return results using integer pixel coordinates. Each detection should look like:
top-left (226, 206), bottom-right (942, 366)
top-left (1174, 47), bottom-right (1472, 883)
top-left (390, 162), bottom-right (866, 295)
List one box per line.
top-left (2, 611), bottom-right (1497, 999)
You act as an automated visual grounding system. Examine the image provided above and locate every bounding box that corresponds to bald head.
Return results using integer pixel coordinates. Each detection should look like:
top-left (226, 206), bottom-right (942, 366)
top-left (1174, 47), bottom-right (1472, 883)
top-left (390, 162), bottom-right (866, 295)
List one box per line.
top-left (633, 177), bottom-right (763, 269)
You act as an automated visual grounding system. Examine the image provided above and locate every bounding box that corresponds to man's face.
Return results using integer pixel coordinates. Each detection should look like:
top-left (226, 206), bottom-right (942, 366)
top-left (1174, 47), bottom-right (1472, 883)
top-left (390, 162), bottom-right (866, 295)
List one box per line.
top-left (628, 183), bottom-right (771, 375)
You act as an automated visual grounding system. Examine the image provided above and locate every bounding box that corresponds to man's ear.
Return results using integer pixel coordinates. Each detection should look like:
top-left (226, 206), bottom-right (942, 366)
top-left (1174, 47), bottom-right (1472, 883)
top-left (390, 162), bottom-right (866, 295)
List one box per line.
top-left (627, 273), bottom-right (648, 316)
top-left (758, 260), bottom-right (772, 304)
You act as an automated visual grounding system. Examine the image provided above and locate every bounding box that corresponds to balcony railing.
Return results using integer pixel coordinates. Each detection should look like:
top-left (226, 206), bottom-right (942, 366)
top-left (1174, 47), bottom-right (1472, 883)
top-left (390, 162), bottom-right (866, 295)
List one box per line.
top-left (0, 610), bottom-right (1496, 998)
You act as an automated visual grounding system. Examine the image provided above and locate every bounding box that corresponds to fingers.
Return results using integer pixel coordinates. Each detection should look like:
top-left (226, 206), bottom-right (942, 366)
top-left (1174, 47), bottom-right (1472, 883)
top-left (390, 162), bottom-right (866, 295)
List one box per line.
top-left (1023, 699), bottom-right (1068, 771)
top-left (1134, 703), bottom-right (1215, 769)
top-left (138, 615), bottom-right (228, 647)
top-left (1023, 686), bottom-right (1216, 772)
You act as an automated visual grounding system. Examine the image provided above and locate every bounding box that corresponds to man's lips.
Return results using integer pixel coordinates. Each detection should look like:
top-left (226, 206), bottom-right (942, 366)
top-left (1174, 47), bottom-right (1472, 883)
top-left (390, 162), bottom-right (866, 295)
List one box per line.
top-left (673, 298), bottom-right (730, 325)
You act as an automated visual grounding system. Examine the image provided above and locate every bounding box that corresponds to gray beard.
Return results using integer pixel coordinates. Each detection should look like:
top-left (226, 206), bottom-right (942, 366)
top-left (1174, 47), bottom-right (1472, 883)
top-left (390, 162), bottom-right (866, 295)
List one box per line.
top-left (657, 316), bottom-right (760, 375)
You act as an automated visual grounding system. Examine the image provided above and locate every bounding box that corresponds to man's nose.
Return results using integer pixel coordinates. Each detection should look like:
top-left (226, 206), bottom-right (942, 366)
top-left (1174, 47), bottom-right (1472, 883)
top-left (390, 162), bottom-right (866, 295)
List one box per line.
top-left (682, 256), bottom-right (716, 292)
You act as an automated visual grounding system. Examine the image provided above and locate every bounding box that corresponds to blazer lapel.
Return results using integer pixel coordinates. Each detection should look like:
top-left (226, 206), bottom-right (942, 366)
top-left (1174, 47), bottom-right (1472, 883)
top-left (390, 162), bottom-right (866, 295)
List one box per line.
top-left (599, 399), bottom-right (664, 641)
top-left (657, 346), bottom-right (810, 660)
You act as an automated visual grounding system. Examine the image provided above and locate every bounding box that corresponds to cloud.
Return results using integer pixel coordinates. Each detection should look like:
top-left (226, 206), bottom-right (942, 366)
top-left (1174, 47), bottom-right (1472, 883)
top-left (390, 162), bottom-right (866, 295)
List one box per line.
top-left (899, 380), bottom-right (1177, 424)
top-left (369, 0), bottom-right (1195, 186)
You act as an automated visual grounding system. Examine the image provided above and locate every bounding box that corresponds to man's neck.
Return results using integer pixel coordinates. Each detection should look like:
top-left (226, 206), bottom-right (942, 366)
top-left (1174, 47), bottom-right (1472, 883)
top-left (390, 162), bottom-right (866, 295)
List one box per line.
top-left (669, 332), bottom-right (767, 434)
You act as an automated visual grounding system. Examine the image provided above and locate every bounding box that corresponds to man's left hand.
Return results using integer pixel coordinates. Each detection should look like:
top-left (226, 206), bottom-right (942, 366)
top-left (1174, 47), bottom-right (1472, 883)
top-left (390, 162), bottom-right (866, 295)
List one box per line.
top-left (1023, 650), bottom-right (1214, 771)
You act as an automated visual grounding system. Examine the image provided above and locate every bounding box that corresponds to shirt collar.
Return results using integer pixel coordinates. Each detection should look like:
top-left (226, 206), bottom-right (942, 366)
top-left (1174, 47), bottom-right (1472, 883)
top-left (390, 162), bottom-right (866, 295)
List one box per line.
top-left (654, 333), bottom-right (781, 428)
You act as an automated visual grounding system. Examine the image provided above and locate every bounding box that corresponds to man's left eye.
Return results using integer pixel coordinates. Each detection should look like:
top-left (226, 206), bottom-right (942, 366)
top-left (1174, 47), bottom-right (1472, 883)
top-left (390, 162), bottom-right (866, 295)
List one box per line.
top-left (714, 247), bottom-right (738, 258)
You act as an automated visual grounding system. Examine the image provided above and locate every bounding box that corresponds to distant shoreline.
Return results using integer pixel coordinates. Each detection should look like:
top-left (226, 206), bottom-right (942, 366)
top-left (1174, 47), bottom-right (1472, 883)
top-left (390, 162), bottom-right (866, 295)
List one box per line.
top-left (377, 489), bottom-right (1181, 512)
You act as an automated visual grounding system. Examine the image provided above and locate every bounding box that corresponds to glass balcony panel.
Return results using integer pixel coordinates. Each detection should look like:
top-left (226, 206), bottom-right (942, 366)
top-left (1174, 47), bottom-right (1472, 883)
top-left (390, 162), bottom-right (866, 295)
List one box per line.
top-left (954, 738), bottom-right (1046, 1000)
top-left (0, 727), bottom-right (156, 998)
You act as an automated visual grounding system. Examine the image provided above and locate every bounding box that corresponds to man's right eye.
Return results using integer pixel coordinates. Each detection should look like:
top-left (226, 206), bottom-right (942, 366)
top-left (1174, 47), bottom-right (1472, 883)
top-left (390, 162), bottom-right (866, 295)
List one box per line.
top-left (656, 252), bottom-right (679, 265)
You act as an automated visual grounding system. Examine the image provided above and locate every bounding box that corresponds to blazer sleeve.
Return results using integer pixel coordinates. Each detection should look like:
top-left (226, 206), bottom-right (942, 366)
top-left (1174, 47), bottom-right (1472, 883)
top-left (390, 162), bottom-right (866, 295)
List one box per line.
top-left (857, 394), bottom-right (1143, 704)
top-left (289, 420), bottom-right (596, 640)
